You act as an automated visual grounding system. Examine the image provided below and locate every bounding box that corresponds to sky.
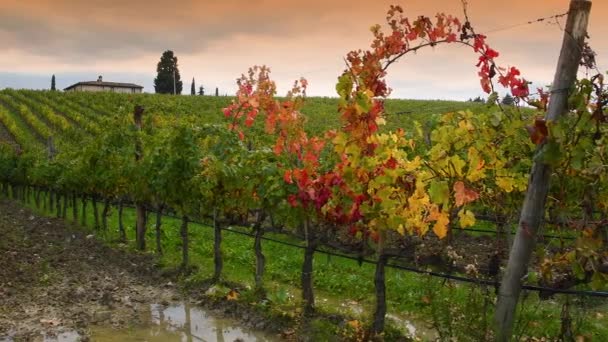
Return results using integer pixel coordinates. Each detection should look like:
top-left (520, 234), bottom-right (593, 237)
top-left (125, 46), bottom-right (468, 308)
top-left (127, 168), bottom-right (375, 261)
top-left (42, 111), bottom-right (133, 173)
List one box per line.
top-left (0, 0), bottom-right (606, 100)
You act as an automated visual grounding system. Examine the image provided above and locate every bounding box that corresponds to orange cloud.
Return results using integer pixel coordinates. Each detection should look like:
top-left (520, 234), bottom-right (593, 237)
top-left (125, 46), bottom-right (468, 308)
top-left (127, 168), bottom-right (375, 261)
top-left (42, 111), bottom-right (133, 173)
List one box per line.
top-left (0, 0), bottom-right (606, 99)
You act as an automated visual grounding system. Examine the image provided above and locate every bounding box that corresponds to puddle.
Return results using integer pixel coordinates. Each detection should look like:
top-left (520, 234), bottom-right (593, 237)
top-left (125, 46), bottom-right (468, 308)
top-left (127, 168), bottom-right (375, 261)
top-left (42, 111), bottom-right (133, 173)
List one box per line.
top-left (43, 332), bottom-right (82, 342)
top-left (0, 331), bottom-right (81, 342)
top-left (317, 295), bottom-right (437, 340)
top-left (2, 302), bottom-right (279, 342)
top-left (385, 313), bottom-right (437, 340)
top-left (90, 302), bottom-right (278, 341)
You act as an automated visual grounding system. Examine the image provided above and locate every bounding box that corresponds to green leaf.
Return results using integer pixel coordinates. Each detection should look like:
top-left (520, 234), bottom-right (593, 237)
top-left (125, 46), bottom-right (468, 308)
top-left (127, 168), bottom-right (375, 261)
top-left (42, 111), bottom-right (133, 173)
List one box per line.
top-left (490, 111), bottom-right (503, 127)
top-left (591, 272), bottom-right (607, 291)
top-left (336, 74), bottom-right (353, 99)
top-left (571, 149), bottom-right (585, 170)
top-left (535, 140), bottom-right (562, 166)
top-left (572, 262), bottom-right (585, 280)
top-left (429, 180), bottom-right (449, 206)
top-left (355, 91), bottom-right (371, 113)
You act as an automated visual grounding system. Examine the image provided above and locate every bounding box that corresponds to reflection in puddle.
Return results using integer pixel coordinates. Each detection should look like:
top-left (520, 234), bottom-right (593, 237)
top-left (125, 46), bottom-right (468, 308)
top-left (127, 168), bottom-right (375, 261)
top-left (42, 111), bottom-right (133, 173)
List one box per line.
top-left (1, 330), bottom-right (81, 342)
top-left (91, 302), bottom-right (278, 342)
top-left (2, 302), bottom-right (278, 342)
top-left (43, 331), bottom-right (82, 342)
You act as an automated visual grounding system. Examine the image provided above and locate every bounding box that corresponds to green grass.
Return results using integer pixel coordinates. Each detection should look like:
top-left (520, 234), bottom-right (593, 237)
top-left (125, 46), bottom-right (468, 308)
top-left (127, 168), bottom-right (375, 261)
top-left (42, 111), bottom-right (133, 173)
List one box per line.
top-left (17, 191), bottom-right (608, 341)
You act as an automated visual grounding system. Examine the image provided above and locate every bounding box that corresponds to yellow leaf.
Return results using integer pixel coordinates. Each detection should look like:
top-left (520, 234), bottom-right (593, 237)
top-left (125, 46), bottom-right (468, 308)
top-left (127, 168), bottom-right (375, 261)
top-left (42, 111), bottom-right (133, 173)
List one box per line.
top-left (458, 209), bottom-right (476, 228)
top-left (397, 224), bottom-right (405, 235)
top-left (404, 155), bottom-right (421, 172)
top-left (441, 112), bottom-right (455, 123)
top-left (495, 176), bottom-right (515, 193)
top-left (433, 216), bottom-right (449, 239)
top-left (428, 208), bottom-right (450, 239)
top-left (414, 121), bottom-right (423, 138)
top-left (458, 118), bottom-right (474, 131)
top-left (449, 155), bottom-right (466, 177)
top-left (332, 132), bottom-right (348, 154)
top-left (466, 147), bottom-right (486, 182)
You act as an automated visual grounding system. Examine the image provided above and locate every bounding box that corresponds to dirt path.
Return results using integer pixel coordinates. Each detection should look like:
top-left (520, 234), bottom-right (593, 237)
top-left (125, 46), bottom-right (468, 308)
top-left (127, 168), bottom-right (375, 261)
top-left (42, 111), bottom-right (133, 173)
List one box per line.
top-left (0, 200), bottom-right (177, 340)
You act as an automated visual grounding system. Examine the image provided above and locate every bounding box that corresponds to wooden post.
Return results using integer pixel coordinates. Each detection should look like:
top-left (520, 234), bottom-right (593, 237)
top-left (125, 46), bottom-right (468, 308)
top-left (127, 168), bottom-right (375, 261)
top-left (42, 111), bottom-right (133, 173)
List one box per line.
top-left (101, 198), bottom-right (110, 230)
top-left (156, 204), bottom-right (164, 255)
top-left (301, 219), bottom-right (316, 315)
top-left (181, 215), bottom-right (189, 270)
top-left (92, 194), bottom-right (100, 229)
top-left (62, 193), bottom-right (68, 218)
top-left (118, 198), bottom-right (126, 242)
top-left (372, 231), bottom-right (388, 335)
top-left (253, 211), bottom-right (266, 293)
top-left (81, 195), bottom-right (87, 226)
top-left (134, 105), bottom-right (147, 250)
top-left (494, 2), bottom-right (592, 341)
top-left (72, 192), bottom-right (77, 222)
top-left (212, 208), bottom-right (223, 282)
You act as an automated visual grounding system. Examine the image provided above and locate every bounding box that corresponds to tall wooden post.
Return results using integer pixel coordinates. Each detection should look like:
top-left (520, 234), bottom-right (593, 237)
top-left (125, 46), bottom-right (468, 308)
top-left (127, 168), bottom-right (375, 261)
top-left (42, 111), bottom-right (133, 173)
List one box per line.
top-left (301, 219), bottom-right (316, 315)
top-left (134, 105), bottom-right (147, 251)
top-left (495, 2), bottom-right (592, 340)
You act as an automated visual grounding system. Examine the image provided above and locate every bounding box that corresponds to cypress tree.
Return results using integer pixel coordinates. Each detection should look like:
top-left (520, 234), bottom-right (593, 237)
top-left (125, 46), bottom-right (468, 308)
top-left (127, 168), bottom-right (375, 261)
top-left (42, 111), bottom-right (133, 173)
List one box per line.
top-left (51, 75), bottom-right (56, 91)
top-left (501, 94), bottom-right (515, 106)
top-left (191, 78), bottom-right (196, 95)
top-left (153, 50), bottom-right (183, 94)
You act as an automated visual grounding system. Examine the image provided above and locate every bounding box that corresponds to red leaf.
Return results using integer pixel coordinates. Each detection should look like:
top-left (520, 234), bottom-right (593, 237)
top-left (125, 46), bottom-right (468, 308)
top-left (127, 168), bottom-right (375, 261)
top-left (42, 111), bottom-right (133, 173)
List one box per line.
top-left (385, 157), bottom-right (398, 169)
top-left (370, 231), bottom-right (379, 243)
top-left (223, 107), bottom-right (232, 117)
top-left (287, 194), bottom-right (299, 207)
top-left (485, 48), bottom-right (499, 59)
top-left (284, 170), bottom-right (293, 184)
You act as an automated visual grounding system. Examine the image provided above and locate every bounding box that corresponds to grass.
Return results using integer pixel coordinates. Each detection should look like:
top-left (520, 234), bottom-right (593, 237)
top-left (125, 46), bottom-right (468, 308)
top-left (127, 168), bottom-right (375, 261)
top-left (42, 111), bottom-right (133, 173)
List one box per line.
top-left (15, 191), bottom-right (608, 341)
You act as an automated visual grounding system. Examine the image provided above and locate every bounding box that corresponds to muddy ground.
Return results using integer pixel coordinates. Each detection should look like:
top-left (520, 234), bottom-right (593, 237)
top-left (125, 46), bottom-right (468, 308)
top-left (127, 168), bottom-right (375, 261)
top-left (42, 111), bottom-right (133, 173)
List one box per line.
top-left (0, 199), bottom-right (180, 340)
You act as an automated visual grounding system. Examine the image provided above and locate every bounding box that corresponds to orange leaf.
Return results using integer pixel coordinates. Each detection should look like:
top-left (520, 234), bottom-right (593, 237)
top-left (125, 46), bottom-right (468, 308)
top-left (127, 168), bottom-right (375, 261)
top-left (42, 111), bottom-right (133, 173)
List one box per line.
top-left (453, 181), bottom-right (479, 207)
top-left (347, 320), bottom-right (361, 330)
top-left (283, 170), bottom-right (293, 184)
top-left (427, 207), bottom-right (450, 239)
top-left (526, 118), bottom-right (548, 145)
top-left (226, 289), bottom-right (239, 301)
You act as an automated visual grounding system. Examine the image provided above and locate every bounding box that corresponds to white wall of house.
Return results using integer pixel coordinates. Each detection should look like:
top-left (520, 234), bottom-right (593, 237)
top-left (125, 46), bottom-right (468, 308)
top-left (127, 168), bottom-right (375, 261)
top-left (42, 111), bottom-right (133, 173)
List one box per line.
top-left (67, 85), bottom-right (142, 93)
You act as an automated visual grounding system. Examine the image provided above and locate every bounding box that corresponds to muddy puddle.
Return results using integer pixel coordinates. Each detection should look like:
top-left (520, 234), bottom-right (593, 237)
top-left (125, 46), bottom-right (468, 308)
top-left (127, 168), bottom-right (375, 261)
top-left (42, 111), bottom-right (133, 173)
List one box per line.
top-left (316, 294), bottom-right (437, 340)
top-left (2, 302), bottom-right (279, 342)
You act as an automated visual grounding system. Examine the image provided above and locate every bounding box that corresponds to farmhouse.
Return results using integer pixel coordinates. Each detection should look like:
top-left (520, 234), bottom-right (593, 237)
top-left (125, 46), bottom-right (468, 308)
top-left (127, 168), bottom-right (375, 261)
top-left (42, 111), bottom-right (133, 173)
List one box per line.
top-left (64, 76), bottom-right (143, 94)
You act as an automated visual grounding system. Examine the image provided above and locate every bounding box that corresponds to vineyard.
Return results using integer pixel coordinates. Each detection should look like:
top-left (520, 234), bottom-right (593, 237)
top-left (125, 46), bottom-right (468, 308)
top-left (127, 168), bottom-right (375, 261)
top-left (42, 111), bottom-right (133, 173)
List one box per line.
top-left (1, 1), bottom-right (607, 341)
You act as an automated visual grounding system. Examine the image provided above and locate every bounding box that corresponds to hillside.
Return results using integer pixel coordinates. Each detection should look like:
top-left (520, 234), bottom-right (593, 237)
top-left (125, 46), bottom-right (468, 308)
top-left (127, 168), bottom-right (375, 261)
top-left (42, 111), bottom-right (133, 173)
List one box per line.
top-left (0, 89), bottom-right (484, 150)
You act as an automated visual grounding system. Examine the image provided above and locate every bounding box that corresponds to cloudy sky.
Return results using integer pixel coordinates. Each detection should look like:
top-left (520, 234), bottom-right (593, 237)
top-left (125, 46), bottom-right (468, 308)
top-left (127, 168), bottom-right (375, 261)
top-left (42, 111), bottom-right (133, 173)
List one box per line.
top-left (0, 0), bottom-right (606, 100)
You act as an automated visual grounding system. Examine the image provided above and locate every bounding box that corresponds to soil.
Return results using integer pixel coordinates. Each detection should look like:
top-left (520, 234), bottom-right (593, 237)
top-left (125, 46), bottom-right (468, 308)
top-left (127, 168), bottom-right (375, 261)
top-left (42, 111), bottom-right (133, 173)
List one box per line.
top-left (0, 199), bottom-right (177, 340)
